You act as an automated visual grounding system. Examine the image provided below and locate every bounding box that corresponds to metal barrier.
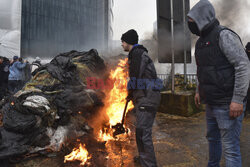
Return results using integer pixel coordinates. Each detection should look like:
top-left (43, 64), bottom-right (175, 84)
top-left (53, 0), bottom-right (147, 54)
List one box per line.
top-left (157, 74), bottom-right (197, 89)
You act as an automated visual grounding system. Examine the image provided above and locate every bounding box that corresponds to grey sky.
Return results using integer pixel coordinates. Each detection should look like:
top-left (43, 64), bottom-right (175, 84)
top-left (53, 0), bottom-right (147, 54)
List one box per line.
top-left (112, 0), bottom-right (157, 40)
top-left (113, 0), bottom-right (250, 43)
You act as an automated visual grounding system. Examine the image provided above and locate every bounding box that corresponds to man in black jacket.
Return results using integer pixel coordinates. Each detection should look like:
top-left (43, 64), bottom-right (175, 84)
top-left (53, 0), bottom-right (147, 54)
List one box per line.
top-left (0, 56), bottom-right (10, 100)
top-left (188, 0), bottom-right (250, 166)
top-left (121, 29), bottom-right (161, 167)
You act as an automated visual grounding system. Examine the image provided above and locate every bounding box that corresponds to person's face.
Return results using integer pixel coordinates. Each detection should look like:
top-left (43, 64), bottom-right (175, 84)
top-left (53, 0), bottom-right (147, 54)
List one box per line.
top-left (121, 41), bottom-right (130, 52)
top-left (0, 58), bottom-right (3, 64)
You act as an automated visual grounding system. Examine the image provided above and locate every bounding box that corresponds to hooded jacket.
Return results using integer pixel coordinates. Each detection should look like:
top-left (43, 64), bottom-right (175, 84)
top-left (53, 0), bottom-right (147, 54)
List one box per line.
top-left (188, 0), bottom-right (250, 105)
top-left (8, 61), bottom-right (27, 81)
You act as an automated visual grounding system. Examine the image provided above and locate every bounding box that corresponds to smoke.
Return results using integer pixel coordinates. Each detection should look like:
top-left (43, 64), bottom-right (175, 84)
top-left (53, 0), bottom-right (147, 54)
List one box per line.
top-left (186, 0), bottom-right (250, 75)
top-left (140, 31), bottom-right (158, 62)
top-left (139, 31), bottom-right (173, 74)
top-left (213, 0), bottom-right (250, 44)
top-left (0, 0), bottom-right (21, 58)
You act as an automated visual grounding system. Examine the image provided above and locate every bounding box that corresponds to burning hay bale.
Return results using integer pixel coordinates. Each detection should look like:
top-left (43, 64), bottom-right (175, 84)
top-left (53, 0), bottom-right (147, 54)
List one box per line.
top-left (0, 49), bottom-right (107, 160)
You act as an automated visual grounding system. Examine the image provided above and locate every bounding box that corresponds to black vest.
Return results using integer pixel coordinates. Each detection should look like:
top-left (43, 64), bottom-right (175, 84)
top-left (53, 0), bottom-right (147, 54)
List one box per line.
top-left (195, 24), bottom-right (237, 105)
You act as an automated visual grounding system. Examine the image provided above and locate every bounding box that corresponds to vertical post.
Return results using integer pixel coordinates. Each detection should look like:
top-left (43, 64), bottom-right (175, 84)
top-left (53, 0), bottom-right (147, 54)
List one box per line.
top-left (170, 0), bottom-right (175, 93)
top-left (20, 0), bottom-right (22, 57)
top-left (183, 0), bottom-right (187, 84)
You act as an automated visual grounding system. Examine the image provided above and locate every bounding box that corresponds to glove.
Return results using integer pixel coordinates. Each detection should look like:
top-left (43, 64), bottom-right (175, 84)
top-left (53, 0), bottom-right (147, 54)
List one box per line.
top-left (126, 90), bottom-right (133, 101)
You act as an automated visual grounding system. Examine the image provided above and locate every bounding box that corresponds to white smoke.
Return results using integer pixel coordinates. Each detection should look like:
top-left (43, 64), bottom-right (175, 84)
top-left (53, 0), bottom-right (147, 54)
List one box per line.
top-left (0, 0), bottom-right (21, 58)
top-left (191, 0), bottom-right (250, 45)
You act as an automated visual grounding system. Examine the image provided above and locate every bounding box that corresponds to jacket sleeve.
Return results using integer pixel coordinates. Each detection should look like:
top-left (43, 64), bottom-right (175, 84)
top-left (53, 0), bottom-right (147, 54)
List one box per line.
top-left (219, 30), bottom-right (250, 104)
top-left (16, 62), bottom-right (27, 70)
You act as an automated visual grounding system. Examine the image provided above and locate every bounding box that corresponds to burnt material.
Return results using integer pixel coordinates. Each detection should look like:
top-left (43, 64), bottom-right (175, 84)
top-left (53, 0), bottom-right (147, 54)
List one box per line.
top-left (0, 49), bottom-right (106, 160)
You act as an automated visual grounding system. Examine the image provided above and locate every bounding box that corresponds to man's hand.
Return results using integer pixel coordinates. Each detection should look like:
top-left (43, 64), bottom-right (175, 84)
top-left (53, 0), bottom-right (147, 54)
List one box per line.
top-left (126, 89), bottom-right (133, 102)
top-left (126, 94), bottom-right (132, 102)
top-left (194, 93), bottom-right (200, 108)
top-left (229, 102), bottom-right (244, 118)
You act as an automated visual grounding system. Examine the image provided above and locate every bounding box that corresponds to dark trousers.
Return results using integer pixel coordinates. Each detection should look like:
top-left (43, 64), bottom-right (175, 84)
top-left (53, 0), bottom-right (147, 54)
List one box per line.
top-left (0, 82), bottom-right (8, 100)
top-left (8, 80), bottom-right (22, 94)
top-left (135, 105), bottom-right (157, 167)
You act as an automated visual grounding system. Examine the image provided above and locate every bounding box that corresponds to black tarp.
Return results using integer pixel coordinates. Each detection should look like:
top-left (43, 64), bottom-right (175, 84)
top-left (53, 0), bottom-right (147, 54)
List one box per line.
top-left (0, 49), bottom-right (106, 160)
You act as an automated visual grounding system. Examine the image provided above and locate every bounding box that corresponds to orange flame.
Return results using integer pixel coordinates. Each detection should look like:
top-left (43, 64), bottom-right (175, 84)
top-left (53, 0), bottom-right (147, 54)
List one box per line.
top-left (64, 144), bottom-right (91, 166)
top-left (65, 59), bottom-right (133, 165)
top-left (104, 59), bottom-right (133, 126)
top-left (98, 129), bottom-right (115, 142)
top-left (98, 59), bottom-right (133, 141)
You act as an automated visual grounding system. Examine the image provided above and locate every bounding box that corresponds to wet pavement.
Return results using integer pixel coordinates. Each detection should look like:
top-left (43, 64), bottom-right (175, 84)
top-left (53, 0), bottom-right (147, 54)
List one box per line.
top-left (13, 111), bottom-right (250, 167)
top-left (153, 112), bottom-right (250, 167)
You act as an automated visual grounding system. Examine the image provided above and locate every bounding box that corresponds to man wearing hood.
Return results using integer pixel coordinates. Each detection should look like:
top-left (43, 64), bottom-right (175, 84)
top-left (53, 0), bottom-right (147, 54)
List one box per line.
top-left (121, 29), bottom-right (161, 167)
top-left (188, 0), bottom-right (250, 166)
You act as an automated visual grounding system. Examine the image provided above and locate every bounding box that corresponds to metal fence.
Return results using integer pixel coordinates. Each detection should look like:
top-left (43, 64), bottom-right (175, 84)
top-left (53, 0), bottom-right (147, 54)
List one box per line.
top-left (157, 74), bottom-right (197, 89)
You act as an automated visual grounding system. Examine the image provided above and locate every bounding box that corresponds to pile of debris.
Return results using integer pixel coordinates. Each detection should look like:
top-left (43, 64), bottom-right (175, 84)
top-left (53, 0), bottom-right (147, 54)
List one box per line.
top-left (0, 49), bottom-right (107, 160)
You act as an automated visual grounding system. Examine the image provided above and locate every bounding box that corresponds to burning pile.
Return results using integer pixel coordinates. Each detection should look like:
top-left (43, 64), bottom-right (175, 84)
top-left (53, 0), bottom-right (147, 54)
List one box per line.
top-left (64, 58), bottom-right (134, 166)
top-left (0, 49), bottom-right (107, 159)
top-left (0, 49), bottom-right (135, 166)
top-left (64, 143), bottom-right (91, 166)
top-left (97, 58), bottom-right (133, 141)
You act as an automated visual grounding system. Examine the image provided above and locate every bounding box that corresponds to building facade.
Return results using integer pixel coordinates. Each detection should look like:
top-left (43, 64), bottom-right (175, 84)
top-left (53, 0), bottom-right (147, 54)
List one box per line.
top-left (21, 0), bottom-right (113, 58)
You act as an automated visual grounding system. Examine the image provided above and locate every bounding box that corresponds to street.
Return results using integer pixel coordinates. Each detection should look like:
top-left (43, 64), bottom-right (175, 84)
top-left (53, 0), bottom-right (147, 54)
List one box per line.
top-left (15, 111), bottom-right (250, 167)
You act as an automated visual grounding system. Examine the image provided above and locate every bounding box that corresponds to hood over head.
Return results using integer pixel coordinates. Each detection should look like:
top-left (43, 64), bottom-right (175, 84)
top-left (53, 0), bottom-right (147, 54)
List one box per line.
top-left (187, 0), bottom-right (216, 32)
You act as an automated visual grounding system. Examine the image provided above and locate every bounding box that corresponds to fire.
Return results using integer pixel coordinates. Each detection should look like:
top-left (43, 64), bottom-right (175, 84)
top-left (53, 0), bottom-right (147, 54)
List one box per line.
top-left (98, 58), bottom-right (133, 141)
top-left (104, 59), bottom-right (133, 126)
top-left (64, 59), bottom-right (134, 165)
top-left (64, 143), bottom-right (91, 166)
top-left (98, 129), bottom-right (115, 141)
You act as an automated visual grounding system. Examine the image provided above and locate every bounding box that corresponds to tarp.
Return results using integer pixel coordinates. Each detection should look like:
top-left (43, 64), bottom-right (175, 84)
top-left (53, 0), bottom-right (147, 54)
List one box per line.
top-left (0, 49), bottom-right (107, 159)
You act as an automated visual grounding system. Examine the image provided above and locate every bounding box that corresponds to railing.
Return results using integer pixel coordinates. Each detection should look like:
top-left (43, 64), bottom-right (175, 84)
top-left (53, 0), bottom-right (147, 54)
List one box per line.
top-left (157, 74), bottom-right (197, 90)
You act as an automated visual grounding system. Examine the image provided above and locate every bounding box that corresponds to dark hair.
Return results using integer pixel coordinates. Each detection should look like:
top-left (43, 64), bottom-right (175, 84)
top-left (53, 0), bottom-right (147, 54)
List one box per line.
top-left (13, 56), bottom-right (19, 61)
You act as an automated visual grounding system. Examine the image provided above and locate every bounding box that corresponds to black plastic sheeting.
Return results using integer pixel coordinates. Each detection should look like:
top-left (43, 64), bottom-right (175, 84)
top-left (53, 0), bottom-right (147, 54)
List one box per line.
top-left (0, 49), bottom-right (106, 160)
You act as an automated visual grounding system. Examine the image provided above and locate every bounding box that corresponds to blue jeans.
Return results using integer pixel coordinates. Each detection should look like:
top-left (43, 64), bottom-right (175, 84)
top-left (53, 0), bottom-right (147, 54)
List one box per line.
top-left (206, 104), bottom-right (245, 167)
